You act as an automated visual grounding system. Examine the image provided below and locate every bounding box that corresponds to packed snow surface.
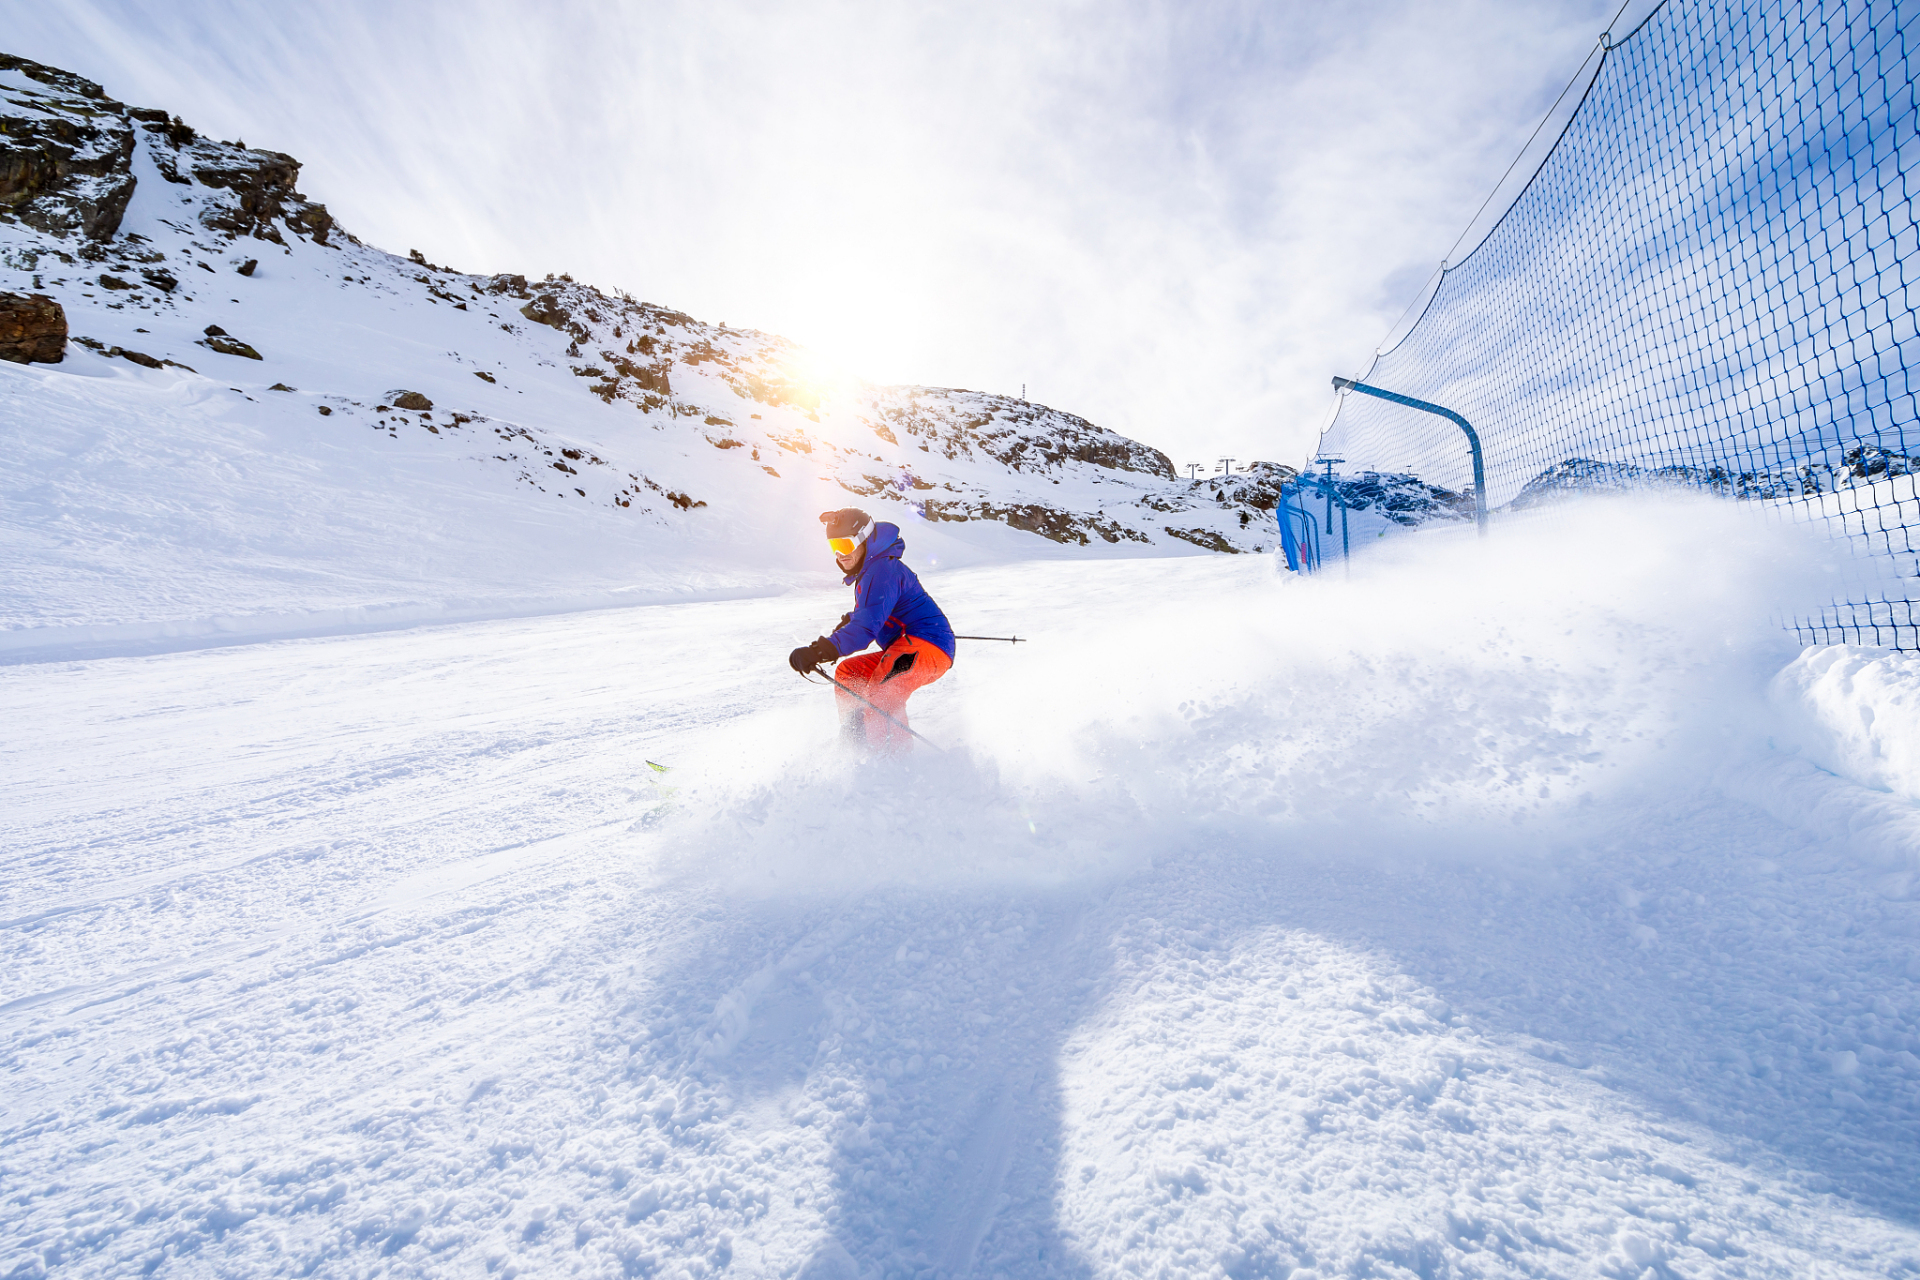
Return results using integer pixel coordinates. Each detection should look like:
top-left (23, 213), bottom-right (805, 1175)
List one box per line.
top-left (6, 496), bottom-right (1920, 1278)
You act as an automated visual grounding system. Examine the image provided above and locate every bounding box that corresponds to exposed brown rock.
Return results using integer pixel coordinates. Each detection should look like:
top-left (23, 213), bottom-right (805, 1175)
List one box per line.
top-left (192, 147), bottom-right (301, 243)
top-left (1, 52), bottom-right (338, 247)
top-left (70, 332), bottom-right (195, 372)
top-left (200, 332), bottom-right (262, 360)
top-left (872, 387), bottom-right (1176, 481)
top-left (610, 355), bottom-right (670, 396)
top-left (1204, 460), bottom-right (1299, 512)
top-left (924, 498), bottom-right (1148, 546)
top-left (389, 391), bottom-right (432, 411)
top-left (0, 54), bottom-right (138, 241)
top-left (130, 109), bottom-right (195, 177)
top-left (0, 292), bottom-right (67, 363)
top-left (1163, 526), bottom-right (1239, 553)
top-left (520, 294), bottom-right (570, 329)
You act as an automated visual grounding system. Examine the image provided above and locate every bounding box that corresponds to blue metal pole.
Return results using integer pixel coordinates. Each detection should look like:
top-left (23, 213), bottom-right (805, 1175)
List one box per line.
top-left (1322, 460), bottom-right (1335, 547)
top-left (1331, 377), bottom-right (1488, 536)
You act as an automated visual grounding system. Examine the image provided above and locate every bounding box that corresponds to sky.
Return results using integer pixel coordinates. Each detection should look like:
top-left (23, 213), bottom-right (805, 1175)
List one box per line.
top-left (2, 0), bottom-right (1644, 465)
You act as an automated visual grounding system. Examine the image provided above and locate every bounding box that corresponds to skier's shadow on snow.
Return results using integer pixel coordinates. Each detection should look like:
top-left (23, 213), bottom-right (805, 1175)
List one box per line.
top-left (616, 813), bottom-right (1915, 1278)
top-left (649, 884), bottom-right (1114, 1279)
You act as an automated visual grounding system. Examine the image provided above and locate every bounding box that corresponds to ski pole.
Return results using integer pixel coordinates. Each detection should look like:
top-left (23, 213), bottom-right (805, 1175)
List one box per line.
top-left (801, 668), bottom-right (945, 753)
top-left (952, 635), bottom-right (1023, 643)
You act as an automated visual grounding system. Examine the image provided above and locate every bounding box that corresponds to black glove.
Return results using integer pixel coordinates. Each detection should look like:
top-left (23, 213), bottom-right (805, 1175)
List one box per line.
top-left (788, 636), bottom-right (839, 674)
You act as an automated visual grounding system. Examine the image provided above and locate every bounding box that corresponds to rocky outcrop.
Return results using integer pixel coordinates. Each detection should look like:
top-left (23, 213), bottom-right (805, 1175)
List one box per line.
top-left (70, 334), bottom-right (194, 372)
top-left (923, 498), bottom-right (1150, 547)
top-left (466, 276), bottom-right (1288, 547)
top-left (520, 292), bottom-right (575, 334)
top-left (185, 140), bottom-right (333, 244)
top-left (0, 291), bottom-right (64, 362)
top-left (0, 50), bottom-right (336, 248)
top-left (0, 54), bottom-right (137, 241)
top-left (1163, 526), bottom-right (1237, 552)
top-left (872, 388), bottom-right (1176, 480)
top-left (197, 324), bottom-right (261, 360)
top-left (1202, 460), bottom-right (1297, 510)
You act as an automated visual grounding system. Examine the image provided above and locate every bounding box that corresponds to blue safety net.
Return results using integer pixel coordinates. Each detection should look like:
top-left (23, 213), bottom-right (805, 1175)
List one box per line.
top-left (1315, 0), bottom-right (1920, 648)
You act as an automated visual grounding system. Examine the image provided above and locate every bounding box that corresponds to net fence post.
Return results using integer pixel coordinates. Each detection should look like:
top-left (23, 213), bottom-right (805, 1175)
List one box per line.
top-left (1331, 378), bottom-right (1489, 536)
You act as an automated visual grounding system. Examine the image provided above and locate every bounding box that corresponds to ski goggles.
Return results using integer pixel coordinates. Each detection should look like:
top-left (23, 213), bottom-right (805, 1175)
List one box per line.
top-left (826, 532), bottom-right (868, 555)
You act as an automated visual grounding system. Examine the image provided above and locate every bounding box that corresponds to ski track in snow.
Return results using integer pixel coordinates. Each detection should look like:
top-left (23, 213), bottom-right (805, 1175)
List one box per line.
top-left (5, 522), bottom-right (1920, 1278)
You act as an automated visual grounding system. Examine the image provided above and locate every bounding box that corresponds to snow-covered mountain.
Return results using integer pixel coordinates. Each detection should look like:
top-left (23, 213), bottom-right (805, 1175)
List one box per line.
top-left (0, 50), bottom-right (1296, 656)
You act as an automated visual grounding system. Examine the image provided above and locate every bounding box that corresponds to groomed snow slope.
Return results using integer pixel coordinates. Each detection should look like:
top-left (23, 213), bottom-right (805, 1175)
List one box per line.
top-left (6, 496), bottom-right (1920, 1279)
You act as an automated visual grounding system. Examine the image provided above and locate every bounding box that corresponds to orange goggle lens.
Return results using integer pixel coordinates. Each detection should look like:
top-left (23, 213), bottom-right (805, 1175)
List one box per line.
top-left (827, 536), bottom-right (860, 555)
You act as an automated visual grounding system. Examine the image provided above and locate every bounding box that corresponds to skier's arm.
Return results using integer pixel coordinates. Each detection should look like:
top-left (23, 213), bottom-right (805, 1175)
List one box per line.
top-left (829, 564), bottom-right (902, 654)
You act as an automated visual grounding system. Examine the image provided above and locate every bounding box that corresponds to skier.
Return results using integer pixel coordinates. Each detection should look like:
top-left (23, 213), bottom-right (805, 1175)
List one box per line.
top-left (788, 508), bottom-right (955, 750)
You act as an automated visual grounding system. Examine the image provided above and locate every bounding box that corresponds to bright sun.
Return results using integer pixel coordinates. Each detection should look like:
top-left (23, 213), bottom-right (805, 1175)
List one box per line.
top-left (778, 344), bottom-right (861, 405)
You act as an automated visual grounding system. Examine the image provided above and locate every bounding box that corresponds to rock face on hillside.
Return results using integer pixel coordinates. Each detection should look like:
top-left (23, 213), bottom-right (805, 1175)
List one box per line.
top-left (0, 52), bottom-right (336, 248)
top-left (173, 138), bottom-right (335, 245)
top-left (0, 291), bottom-right (64, 362)
top-left (0, 55), bottom-right (137, 241)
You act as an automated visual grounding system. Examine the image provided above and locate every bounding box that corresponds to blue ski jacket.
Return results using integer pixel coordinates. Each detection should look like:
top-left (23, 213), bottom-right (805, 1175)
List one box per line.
top-left (828, 523), bottom-right (955, 660)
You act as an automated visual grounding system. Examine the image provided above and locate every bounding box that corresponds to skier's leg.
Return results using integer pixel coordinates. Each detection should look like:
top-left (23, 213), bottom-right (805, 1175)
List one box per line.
top-left (867, 637), bottom-right (952, 751)
top-left (832, 651), bottom-right (885, 742)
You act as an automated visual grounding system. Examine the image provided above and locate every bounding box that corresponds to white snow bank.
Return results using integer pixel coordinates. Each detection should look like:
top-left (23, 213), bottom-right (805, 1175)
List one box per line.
top-left (1769, 644), bottom-right (1920, 801)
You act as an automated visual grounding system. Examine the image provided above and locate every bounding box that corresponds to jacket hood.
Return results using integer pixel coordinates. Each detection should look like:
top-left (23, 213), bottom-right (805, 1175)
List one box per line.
top-left (844, 522), bottom-right (903, 582)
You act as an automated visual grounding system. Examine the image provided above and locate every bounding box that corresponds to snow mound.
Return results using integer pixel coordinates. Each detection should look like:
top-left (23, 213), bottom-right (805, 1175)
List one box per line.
top-left (1771, 645), bottom-right (1920, 801)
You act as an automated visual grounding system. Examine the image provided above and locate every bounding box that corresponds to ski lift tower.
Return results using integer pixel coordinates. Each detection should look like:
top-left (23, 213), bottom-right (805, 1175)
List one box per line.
top-left (1314, 456), bottom-right (1348, 560)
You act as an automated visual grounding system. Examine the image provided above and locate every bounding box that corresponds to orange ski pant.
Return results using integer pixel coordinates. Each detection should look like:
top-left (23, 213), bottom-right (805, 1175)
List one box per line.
top-left (833, 635), bottom-right (952, 750)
